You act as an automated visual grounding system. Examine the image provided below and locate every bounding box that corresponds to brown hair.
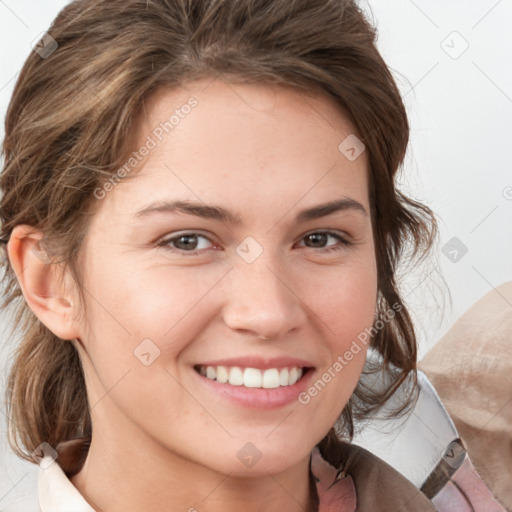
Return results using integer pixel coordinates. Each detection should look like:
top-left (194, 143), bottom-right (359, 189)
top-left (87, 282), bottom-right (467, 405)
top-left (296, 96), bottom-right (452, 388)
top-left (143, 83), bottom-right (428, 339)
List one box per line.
top-left (1, 0), bottom-right (437, 473)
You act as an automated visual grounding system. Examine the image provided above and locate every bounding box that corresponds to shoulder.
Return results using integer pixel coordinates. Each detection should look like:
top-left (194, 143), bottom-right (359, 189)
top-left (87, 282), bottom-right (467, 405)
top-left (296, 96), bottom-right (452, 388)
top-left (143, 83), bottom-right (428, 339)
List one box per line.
top-left (337, 442), bottom-right (437, 511)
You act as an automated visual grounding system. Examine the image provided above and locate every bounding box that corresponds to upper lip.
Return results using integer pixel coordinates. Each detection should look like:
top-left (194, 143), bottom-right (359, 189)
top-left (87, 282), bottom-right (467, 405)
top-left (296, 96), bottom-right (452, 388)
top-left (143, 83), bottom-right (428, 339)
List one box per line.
top-left (194, 356), bottom-right (315, 370)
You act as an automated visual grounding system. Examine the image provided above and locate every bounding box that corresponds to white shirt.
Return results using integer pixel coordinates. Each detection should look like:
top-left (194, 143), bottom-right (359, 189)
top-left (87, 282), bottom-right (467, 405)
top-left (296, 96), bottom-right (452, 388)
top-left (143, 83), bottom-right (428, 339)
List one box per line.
top-left (37, 454), bottom-right (95, 512)
top-left (0, 456), bottom-right (93, 512)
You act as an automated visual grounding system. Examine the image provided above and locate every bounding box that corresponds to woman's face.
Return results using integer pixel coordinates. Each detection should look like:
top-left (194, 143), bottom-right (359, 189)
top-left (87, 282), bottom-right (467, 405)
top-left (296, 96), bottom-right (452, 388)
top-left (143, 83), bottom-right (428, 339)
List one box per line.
top-left (72, 77), bottom-right (377, 476)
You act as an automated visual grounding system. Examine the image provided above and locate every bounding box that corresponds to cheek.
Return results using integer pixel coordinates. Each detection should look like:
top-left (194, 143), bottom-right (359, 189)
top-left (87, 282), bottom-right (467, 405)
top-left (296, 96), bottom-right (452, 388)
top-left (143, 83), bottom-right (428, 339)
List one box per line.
top-left (300, 259), bottom-right (377, 408)
top-left (77, 262), bottom-right (229, 406)
top-left (115, 267), bottom-right (229, 366)
top-left (82, 257), bottom-right (216, 336)
top-left (314, 259), bottom-right (377, 341)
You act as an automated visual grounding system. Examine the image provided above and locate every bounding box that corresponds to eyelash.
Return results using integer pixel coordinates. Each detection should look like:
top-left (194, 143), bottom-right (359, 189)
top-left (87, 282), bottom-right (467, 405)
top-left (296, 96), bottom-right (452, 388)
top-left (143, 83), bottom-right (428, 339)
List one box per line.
top-left (157, 230), bottom-right (353, 256)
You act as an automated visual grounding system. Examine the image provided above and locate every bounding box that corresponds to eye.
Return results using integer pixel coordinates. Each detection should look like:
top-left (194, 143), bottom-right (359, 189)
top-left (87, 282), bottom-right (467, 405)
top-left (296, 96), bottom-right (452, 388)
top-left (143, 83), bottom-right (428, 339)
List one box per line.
top-left (297, 231), bottom-right (352, 252)
top-left (158, 232), bottom-right (215, 255)
top-left (157, 230), bottom-right (352, 256)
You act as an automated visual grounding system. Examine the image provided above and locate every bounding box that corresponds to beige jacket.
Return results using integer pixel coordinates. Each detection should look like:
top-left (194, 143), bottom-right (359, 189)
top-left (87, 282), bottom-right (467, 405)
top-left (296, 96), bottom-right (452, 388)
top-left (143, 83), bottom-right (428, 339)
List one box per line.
top-left (419, 281), bottom-right (512, 512)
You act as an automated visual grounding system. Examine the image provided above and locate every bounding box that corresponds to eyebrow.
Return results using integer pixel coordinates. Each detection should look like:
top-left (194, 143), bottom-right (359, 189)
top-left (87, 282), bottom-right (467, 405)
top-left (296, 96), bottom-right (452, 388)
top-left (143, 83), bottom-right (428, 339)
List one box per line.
top-left (134, 197), bottom-right (368, 225)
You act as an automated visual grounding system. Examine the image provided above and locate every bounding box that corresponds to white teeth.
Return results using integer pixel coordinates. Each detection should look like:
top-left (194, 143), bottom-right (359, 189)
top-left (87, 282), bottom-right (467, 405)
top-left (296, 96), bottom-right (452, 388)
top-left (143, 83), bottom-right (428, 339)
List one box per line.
top-left (262, 368), bottom-right (280, 388)
top-left (216, 366), bottom-right (228, 383)
top-left (198, 365), bottom-right (304, 388)
top-left (243, 368), bottom-right (262, 388)
top-left (289, 367), bottom-right (300, 385)
top-left (228, 367), bottom-right (244, 386)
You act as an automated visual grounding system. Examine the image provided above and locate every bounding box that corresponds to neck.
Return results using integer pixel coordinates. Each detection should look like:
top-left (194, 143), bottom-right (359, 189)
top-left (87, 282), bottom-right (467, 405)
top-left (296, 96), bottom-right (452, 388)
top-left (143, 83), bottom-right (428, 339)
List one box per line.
top-left (69, 429), bottom-right (316, 512)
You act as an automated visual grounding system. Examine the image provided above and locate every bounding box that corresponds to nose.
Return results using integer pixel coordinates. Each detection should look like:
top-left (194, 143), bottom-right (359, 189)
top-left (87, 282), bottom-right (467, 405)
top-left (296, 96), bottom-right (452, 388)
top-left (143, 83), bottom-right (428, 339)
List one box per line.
top-left (221, 248), bottom-right (307, 340)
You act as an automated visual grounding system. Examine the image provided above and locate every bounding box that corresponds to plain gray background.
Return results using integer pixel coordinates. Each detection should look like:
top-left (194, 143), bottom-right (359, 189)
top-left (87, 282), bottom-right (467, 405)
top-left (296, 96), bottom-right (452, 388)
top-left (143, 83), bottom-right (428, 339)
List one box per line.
top-left (1, 0), bottom-right (511, 508)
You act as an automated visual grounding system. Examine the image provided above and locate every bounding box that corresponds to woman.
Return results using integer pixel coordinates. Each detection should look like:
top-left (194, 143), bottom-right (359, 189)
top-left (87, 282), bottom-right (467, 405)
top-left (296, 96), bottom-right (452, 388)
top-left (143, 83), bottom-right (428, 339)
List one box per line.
top-left (0, 0), bottom-right (502, 510)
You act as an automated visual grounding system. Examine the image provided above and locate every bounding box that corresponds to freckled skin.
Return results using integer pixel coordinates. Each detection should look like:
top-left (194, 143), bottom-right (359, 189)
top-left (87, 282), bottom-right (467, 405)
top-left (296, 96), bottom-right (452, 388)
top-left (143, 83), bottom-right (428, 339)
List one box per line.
top-left (67, 78), bottom-right (378, 512)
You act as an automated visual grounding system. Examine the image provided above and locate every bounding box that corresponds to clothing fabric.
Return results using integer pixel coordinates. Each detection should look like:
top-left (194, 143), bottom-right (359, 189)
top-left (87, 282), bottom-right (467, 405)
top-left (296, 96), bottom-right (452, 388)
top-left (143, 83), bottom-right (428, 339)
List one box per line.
top-left (5, 434), bottom-right (504, 511)
top-left (419, 281), bottom-right (512, 512)
top-left (350, 367), bottom-right (508, 510)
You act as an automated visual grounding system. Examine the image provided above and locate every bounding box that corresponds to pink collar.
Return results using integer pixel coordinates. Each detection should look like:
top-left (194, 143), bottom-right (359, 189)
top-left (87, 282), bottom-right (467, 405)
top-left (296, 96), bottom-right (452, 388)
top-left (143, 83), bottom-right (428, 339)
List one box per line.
top-left (310, 446), bottom-right (357, 512)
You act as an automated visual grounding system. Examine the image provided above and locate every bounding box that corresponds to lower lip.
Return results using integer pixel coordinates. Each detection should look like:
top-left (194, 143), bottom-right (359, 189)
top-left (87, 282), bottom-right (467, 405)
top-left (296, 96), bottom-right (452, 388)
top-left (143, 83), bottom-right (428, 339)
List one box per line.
top-left (194, 368), bottom-right (314, 409)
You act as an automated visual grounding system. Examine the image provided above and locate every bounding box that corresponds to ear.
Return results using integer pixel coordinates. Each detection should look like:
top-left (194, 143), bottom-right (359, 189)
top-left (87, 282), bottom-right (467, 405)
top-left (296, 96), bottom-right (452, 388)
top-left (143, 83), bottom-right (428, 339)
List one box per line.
top-left (7, 225), bottom-right (81, 340)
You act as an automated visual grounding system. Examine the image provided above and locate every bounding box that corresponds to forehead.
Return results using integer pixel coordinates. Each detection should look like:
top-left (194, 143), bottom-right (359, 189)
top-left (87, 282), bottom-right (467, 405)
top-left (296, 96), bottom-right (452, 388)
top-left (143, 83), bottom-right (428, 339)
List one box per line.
top-left (140, 77), bottom-right (357, 134)
top-left (137, 78), bottom-right (361, 156)
top-left (97, 78), bottom-right (370, 220)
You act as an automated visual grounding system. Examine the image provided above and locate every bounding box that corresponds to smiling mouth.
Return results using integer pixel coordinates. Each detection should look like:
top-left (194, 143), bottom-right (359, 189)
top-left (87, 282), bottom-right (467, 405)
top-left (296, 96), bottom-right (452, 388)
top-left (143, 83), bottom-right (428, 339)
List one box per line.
top-left (193, 364), bottom-right (310, 389)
